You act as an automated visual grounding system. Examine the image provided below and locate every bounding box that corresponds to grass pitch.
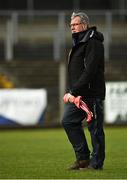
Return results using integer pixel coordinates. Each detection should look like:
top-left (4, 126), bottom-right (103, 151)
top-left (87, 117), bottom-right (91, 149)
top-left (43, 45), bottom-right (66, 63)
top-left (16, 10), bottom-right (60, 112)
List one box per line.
top-left (0, 127), bottom-right (127, 179)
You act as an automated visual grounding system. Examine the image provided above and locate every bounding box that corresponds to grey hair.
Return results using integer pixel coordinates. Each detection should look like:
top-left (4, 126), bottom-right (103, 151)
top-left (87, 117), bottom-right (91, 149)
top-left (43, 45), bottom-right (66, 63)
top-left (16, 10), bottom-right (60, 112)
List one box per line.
top-left (71, 12), bottom-right (89, 25)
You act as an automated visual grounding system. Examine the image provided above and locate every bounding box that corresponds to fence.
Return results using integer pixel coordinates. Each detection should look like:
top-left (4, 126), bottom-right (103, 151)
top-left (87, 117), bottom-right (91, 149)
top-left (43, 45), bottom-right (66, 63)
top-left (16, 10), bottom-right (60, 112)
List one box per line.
top-left (0, 10), bottom-right (127, 62)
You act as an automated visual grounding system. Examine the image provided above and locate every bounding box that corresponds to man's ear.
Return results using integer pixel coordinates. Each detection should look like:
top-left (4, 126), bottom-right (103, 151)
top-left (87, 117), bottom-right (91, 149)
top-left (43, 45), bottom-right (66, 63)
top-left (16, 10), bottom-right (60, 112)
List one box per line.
top-left (82, 24), bottom-right (88, 30)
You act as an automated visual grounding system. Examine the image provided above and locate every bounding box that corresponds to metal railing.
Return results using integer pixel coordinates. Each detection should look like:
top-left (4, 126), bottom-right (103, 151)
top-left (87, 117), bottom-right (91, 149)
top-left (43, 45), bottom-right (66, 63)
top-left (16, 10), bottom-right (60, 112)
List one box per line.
top-left (0, 10), bottom-right (127, 61)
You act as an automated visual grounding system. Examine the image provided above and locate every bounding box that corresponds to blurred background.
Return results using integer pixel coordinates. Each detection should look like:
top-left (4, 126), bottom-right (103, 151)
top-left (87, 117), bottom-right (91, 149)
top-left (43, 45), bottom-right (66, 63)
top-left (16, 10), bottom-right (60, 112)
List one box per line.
top-left (0, 0), bottom-right (127, 127)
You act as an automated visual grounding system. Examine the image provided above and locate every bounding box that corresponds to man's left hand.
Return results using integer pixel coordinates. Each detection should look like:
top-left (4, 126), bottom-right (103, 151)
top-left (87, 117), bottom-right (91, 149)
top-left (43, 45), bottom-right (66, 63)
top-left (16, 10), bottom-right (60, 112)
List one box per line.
top-left (63, 93), bottom-right (75, 103)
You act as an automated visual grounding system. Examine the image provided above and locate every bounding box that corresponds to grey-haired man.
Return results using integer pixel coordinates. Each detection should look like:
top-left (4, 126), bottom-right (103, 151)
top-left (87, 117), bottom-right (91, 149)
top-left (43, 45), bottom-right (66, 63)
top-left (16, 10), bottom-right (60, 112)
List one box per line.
top-left (62, 12), bottom-right (105, 170)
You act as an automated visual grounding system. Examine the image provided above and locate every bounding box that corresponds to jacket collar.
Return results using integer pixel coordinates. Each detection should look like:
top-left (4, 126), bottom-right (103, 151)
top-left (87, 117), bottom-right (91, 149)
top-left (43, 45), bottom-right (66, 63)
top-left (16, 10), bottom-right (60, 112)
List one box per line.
top-left (72, 27), bottom-right (96, 46)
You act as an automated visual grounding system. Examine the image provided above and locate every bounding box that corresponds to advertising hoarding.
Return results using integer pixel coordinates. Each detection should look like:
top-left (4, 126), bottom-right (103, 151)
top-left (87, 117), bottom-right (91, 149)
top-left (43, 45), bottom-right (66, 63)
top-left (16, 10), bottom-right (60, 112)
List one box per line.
top-left (0, 89), bottom-right (47, 126)
top-left (105, 82), bottom-right (127, 124)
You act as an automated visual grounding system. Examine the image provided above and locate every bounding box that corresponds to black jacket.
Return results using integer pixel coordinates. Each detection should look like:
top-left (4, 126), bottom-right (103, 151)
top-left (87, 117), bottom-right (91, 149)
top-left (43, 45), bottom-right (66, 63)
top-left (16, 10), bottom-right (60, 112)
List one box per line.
top-left (68, 26), bottom-right (106, 100)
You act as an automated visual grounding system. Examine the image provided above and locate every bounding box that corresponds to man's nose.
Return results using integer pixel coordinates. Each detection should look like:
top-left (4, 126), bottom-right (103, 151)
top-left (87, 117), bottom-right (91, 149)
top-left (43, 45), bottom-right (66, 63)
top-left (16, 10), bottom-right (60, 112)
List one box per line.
top-left (71, 26), bottom-right (75, 31)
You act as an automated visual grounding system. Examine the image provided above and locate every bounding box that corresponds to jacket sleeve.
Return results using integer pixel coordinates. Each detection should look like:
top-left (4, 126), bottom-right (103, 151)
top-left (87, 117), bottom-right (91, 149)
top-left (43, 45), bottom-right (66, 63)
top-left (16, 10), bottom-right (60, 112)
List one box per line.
top-left (70, 39), bottom-right (104, 96)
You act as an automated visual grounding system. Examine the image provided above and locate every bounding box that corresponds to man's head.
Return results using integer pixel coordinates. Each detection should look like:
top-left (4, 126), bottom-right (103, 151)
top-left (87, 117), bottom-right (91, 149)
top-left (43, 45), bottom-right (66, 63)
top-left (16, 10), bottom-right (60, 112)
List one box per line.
top-left (70, 12), bottom-right (89, 33)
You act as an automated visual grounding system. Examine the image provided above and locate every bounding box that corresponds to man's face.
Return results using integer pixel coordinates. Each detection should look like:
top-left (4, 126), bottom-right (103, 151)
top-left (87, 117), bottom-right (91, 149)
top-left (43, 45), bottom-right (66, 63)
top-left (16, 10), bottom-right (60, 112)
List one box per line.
top-left (70, 16), bottom-right (88, 33)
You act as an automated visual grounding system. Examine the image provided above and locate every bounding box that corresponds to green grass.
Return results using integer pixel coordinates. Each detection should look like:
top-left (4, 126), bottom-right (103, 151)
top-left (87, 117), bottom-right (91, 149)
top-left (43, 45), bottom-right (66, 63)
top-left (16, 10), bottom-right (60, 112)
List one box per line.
top-left (0, 127), bottom-right (127, 179)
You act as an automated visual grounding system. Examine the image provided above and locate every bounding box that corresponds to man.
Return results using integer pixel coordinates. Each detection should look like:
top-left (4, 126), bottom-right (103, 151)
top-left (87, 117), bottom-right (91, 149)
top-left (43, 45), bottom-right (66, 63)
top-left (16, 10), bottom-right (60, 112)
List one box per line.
top-left (62, 12), bottom-right (105, 170)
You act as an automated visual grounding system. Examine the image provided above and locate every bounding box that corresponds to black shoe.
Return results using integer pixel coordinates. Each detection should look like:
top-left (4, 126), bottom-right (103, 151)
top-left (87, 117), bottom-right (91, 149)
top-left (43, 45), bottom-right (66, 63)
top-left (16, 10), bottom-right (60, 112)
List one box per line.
top-left (68, 160), bottom-right (90, 170)
top-left (87, 165), bottom-right (103, 170)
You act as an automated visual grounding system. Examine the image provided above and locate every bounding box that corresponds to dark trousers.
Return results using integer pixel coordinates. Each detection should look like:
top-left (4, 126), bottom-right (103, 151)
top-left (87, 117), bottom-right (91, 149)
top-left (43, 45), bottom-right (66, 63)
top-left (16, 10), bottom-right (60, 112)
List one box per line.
top-left (62, 98), bottom-right (105, 168)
